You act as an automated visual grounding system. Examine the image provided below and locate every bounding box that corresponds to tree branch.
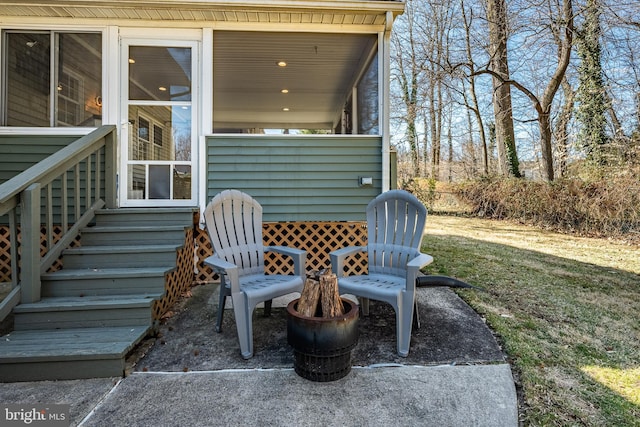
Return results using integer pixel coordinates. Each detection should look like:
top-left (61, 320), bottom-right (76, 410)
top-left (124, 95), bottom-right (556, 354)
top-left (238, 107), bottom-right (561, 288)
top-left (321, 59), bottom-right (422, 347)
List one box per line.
top-left (471, 69), bottom-right (543, 114)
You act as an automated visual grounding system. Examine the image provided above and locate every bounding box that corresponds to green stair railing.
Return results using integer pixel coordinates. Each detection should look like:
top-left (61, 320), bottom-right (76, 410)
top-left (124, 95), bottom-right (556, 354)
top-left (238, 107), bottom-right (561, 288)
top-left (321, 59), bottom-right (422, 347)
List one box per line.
top-left (0, 125), bottom-right (117, 320)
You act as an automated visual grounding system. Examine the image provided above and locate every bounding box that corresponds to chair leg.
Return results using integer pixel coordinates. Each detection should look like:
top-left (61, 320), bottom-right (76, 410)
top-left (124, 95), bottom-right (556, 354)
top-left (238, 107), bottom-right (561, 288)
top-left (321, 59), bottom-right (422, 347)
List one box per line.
top-left (215, 276), bottom-right (230, 333)
top-left (360, 297), bottom-right (370, 316)
top-left (413, 299), bottom-right (421, 329)
top-left (232, 292), bottom-right (254, 359)
top-left (396, 294), bottom-right (415, 357)
top-left (263, 299), bottom-right (272, 317)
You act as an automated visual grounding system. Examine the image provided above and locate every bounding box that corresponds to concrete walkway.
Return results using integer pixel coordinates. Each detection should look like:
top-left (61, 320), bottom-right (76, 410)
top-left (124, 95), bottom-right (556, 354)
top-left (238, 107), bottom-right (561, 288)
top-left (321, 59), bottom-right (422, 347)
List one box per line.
top-left (0, 285), bottom-right (519, 426)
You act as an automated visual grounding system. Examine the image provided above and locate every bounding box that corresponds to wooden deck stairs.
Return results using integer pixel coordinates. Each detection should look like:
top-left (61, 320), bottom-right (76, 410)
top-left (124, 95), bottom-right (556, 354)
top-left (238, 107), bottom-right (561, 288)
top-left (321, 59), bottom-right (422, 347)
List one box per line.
top-left (0, 208), bottom-right (195, 382)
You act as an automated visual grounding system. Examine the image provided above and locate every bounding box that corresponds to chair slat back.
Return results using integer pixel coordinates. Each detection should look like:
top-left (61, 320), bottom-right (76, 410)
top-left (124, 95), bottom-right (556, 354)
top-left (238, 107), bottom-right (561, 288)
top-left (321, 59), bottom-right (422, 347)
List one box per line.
top-left (366, 190), bottom-right (427, 276)
top-left (203, 189), bottom-right (265, 276)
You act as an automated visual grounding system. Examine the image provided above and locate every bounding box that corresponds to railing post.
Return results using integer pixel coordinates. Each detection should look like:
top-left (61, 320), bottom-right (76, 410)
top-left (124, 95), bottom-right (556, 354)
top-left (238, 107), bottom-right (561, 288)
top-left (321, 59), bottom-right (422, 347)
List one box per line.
top-left (9, 207), bottom-right (19, 289)
top-left (104, 128), bottom-right (117, 209)
top-left (21, 183), bottom-right (42, 303)
top-left (390, 147), bottom-right (398, 190)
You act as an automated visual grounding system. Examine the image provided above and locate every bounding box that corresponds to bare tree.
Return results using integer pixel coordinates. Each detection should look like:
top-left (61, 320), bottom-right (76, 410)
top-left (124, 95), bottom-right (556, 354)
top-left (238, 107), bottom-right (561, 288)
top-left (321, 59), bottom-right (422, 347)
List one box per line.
top-left (387, 0), bottom-right (640, 183)
top-left (576, 0), bottom-right (609, 167)
top-left (479, 0), bottom-right (574, 181)
top-left (599, 0), bottom-right (640, 167)
top-left (461, 0), bottom-right (489, 175)
top-left (555, 76), bottom-right (575, 178)
top-left (551, 0), bottom-right (577, 178)
top-left (486, 0), bottom-right (521, 177)
top-left (391, 0), bottom-right (426, 176)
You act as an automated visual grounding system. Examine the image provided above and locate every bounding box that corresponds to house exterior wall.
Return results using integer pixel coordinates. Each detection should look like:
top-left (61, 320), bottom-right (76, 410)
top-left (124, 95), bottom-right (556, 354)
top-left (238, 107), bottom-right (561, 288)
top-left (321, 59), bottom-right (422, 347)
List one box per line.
top-left (1, 1), bottom-right (403, 213)
top-left (206, 134), bottom-right (382, 221)
top-left (0, 135), bottom-right (77, 184)
top-left (0, 133), bottom-right (106, 226)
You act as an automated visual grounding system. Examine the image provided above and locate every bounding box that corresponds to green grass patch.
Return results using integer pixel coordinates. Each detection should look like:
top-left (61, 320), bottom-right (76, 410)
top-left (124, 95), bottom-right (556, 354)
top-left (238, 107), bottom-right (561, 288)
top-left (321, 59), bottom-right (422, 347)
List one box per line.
top-left (422, 215), bottom-right (640, 426)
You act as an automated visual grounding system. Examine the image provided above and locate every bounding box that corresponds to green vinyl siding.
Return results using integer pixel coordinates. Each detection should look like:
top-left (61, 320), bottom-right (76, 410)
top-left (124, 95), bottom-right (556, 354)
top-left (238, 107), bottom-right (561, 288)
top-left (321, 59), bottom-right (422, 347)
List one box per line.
top-left (206, 135), bottom-right (383, 222)
top-left (0, 134), bottom-right (105, 225)
top-left (0, 135), bottom-right (77, 184)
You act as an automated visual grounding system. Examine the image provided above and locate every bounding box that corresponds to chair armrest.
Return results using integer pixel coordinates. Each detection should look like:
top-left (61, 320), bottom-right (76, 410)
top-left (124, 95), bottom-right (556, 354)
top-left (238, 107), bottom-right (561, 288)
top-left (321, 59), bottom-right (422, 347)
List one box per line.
top-left (406, 252), bottom-right (434, 291)
top-left (204, 255), bottom-right (236, 271)
top-left (266, 246), bottom-right (307, 279)
top-left (267, 246), bottom-right (306, 257)
top-left (407, 253), bottom-right (434, 270)
top-left (204, 255), bottom-right (240, 293)
top-left (330, 245), bottom-right (367, 277)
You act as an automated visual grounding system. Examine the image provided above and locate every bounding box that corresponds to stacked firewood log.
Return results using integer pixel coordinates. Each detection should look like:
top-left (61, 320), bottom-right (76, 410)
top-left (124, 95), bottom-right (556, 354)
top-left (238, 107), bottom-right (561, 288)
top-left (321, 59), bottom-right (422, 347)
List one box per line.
top-left (296, 268), bottom-right (344, 318)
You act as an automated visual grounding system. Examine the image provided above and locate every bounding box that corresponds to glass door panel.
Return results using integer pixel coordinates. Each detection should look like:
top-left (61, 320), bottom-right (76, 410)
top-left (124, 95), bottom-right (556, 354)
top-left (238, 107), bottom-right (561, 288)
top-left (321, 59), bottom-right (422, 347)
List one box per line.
top-left (122, 42), bottom-right (196, 205)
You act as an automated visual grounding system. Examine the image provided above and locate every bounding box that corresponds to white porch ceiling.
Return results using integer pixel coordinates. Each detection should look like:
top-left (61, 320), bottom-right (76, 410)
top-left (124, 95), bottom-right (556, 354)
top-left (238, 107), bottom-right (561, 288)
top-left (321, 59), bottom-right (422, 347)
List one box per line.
top-left (213, 31), bottom-right (377, 130)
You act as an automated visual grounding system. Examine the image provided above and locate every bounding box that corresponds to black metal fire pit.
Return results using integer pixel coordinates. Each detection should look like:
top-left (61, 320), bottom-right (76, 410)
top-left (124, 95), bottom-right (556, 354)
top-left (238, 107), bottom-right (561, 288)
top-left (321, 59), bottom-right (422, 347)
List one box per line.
top-left (286, 297), bottom-right (359, 382)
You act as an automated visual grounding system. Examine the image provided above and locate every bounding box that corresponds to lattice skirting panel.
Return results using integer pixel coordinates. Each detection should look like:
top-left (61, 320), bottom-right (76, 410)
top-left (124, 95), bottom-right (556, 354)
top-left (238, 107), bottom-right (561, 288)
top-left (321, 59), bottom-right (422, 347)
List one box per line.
top-left (195, 222), bottom-right (368, 283)
top-left (152, 227), bottom-right (195, 320)
top-left (0, 225), bottom-right (79, 283)
top-left (0, 226), bottom-right (13, 283)
top-left (2, 222), bottom-right (365, 316)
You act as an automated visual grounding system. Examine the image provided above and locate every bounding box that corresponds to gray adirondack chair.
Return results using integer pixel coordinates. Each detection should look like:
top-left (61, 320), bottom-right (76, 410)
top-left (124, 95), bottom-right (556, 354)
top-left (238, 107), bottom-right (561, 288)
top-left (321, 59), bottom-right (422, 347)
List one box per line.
top-left (203, 190), bottom-right (306, 359)
top-left (330, 190), bottom-right (433, 357)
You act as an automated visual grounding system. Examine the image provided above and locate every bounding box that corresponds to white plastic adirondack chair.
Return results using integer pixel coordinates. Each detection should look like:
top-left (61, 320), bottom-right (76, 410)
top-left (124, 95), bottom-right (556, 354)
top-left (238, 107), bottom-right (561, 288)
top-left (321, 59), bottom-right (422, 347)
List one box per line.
top-left (203, 190), bottom-right (306, 359)
top-left (330, 190), bottom-right (433, 357)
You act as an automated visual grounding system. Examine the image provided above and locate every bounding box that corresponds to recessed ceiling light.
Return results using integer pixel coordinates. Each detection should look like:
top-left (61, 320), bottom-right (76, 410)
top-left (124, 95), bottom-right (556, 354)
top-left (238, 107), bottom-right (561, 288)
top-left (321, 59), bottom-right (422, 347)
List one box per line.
top-left (281, 89), bottom-right (289, 94)
top-left (277, 61), bottom-right (287, 67)
top-left (158, 86), bottom-right (167, 91)
top-left (282, 107), bottom-right (290, 112)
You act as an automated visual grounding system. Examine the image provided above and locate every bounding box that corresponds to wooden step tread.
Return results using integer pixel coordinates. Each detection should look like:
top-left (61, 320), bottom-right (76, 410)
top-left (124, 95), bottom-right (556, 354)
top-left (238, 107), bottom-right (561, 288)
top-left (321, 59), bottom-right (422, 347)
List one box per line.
top-left (41, 267), bottom-right (172, 280)
top-left (0, 326), bottom-right (148, 362)
top-left (13, 295), bottom-right (158, 313)
top-left (64, 244), bottom-right (182, 254)
top-left (83, 225), bottom-right (188, 233)
top-left (96, 207), bottom-right (197, 214)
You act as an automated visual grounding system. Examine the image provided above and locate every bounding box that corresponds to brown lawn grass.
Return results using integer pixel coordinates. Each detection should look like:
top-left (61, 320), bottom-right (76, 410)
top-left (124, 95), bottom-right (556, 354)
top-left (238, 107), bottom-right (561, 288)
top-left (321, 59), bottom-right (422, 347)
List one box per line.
top-left (422, 214), bottom-right (640, 426)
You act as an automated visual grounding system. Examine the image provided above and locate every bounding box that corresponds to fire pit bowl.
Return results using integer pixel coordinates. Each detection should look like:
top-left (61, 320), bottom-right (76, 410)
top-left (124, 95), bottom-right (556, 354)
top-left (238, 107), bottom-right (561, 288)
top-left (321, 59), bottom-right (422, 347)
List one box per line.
top-left (286, 297), bottom-right (359, 382)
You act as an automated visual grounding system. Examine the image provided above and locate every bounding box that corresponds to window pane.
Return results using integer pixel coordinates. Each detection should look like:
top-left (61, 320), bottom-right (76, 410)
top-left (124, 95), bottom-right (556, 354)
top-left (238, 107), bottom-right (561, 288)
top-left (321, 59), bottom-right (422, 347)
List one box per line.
top-left (357, 53), bottom-right (379, 135)
top-left (149, 164), bottom-right (171, 199)
top-left (5, 33), bottom-right (51, 126)
top-left (3, 31), bottom-right (102, 127)
top-left (173, 165), bottom-right (191, 200)
top-left (128, 105), bottom-right (192, 161)
top-left (129, 46), bottom-right (191, 101)
top-left (57, 33), bottom-right (102, 126)
top-left (128, 164), bottom-right (146, 199)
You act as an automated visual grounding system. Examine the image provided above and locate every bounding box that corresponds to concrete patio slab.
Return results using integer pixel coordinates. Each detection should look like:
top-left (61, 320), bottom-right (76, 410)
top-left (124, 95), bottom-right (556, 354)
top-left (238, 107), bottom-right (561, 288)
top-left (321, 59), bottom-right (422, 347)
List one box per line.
top-left (79, 365), bottom-right (517, 427)
top-left (0, 283), bottom-right (519, 426)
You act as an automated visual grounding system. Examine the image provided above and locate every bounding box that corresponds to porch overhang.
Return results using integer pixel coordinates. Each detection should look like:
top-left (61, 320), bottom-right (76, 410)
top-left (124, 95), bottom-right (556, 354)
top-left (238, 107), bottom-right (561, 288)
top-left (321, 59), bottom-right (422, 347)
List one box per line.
top-left (0, 0), bottom-right (405, 25)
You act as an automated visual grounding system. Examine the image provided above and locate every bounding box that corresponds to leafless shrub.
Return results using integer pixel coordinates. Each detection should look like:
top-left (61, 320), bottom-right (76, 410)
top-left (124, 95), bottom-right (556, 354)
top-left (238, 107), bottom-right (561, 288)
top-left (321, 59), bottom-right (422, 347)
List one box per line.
top-left (453, 176), bottom-right (640, 243)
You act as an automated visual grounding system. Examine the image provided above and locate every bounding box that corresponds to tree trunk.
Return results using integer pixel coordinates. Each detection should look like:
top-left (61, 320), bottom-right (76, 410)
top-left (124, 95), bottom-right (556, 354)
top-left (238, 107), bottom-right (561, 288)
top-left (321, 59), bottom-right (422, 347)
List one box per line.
top-left (539, 0), bottom-right (574, 180)
top-left (407, 106), bottom-right (420, 175)
top-left (448, 109), bottom-right (455, 182)
top-left (487, 0), bottom-right (519, 177)
top-left (555, 78), bottom-right (575, 178)
top-left (539, 112), bottom-right (555, 180)
top-left (461, 0), bottom-right (488, 175)
top-left (430, 90), bottom-right (440, 179)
